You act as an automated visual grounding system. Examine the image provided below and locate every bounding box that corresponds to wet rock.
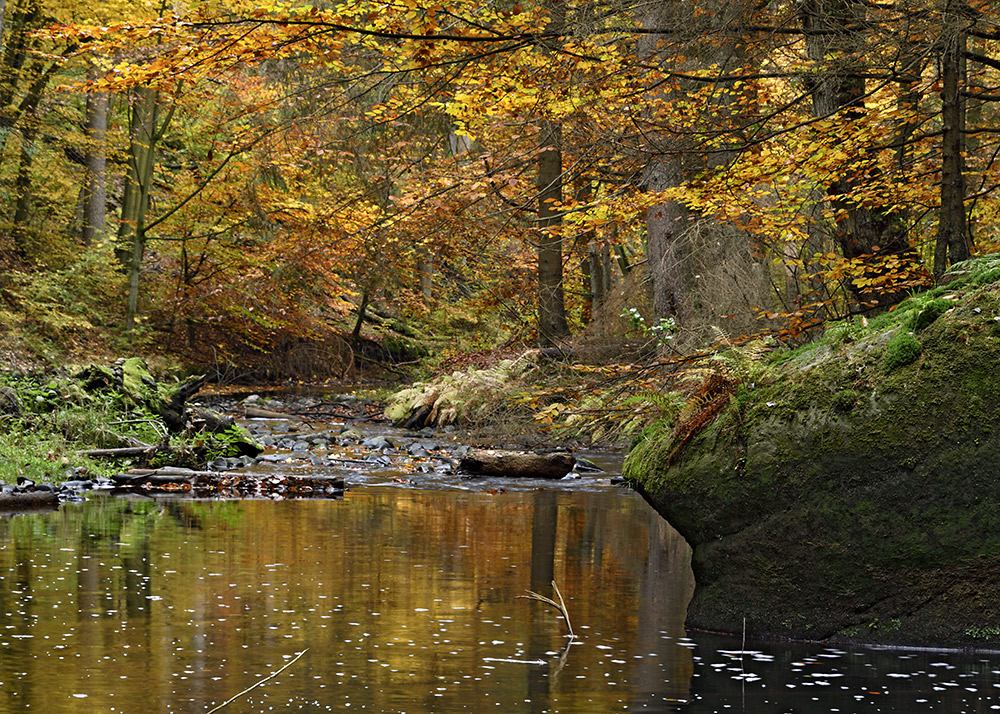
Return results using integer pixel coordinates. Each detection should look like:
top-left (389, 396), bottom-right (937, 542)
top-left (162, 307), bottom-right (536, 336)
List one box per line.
top-left (258, 453), bottom-right (292, 463)
top-left (0, 490), bottom-right (58, 512)
top-left (575, 457), bottom-right (602, 473)
top-left (60, 480), bottom-right (93, 492)
top-left (362, 435), bottom-right (393, 451)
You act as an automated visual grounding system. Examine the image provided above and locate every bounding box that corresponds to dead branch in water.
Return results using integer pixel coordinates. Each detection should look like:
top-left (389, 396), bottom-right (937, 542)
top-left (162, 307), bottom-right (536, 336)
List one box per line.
top-left (205, 648), bottom-right (308, 714)
top-left (518, 580), bottom-right (575, 638)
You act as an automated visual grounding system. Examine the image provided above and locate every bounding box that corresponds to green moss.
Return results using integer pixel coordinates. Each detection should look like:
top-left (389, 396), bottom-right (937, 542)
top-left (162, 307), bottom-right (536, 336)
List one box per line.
top-left (624, 257), bottom-right (1000, 646)
top-left (883, 332), bottom-right (921, 372)
top-left (830, 389), bottom-right (860, 413)
top-left (906, 298), bottom-right (954, 332)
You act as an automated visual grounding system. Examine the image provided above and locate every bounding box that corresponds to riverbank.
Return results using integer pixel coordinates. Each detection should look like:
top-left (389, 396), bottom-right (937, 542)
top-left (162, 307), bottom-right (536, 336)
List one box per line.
top-left (624, 254), bottom-right (1000, 649)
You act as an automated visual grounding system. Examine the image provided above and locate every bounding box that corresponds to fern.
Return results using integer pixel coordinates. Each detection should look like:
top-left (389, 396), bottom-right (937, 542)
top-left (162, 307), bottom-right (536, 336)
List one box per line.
top-left (623, 390), bottom-right (684, 416)
top-left (662, 329), bottom-right (774, 467)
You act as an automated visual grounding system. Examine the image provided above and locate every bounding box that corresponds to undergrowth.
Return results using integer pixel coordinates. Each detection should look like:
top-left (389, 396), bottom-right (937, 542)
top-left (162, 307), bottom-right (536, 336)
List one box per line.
top-left (0, 368), bottom-right (241, 485)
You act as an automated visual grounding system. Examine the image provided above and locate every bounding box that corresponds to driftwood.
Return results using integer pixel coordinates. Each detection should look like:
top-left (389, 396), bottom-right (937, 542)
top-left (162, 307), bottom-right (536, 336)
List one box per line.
top-left (160, 374), bottom-right (208, 433)
top-left (78, 444), bottom-right (173, 459)
top-left (0, 490), bottom-right (59, 512)
top-left (189, 406), bottom-right (235, 433)
top-left (459, 449), bottom-right (575, 479)
top-left (242, 406), bottom-right (300, 420)
top-left (110, 467), bottom-right (344, 498)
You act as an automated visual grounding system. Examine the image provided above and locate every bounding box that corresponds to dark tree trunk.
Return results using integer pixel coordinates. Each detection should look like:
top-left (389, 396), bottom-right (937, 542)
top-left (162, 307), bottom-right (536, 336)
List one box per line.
top-left (536, 119), bottom-right (570, 346)
top-left (800, 0), bottom-right (916, 308)
top-left (935, 15), bottom-right (969, 278)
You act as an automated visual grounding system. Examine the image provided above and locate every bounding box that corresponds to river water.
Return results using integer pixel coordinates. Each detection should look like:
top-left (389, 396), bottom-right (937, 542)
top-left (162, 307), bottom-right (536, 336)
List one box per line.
top-left (3, 456), bottom-right (1000, 712)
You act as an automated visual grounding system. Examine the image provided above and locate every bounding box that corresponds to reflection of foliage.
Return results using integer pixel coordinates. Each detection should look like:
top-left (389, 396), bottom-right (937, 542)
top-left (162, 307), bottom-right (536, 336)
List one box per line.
top-left (181, 500), bottom-right (245, 529)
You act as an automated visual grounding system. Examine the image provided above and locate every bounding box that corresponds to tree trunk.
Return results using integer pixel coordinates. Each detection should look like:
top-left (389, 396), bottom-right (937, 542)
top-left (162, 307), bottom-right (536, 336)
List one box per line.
top-left (351, 290), bottom-right (370, 343)
top-left (800, 0), bottom-right (914, 308)
top-left (82, 83), bottom-right (108, 245)
top-left (0, 0), bottom-right (8, 60)
top-left (11, 115), bottom-right (35, 257)
top-left (536, 119), bottom-right (570, 346)
top-left (118, 87), bottom-right (162, 331)
top-left (417, 247), bottom-right (433, 301)
top-left (934, 12), bottom-right (969, 278)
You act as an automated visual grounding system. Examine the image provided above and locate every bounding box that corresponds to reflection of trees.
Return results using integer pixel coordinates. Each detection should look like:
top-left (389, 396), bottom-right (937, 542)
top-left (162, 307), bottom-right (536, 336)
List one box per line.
top-left (632, 507), bottom-right (695, 708)
top-left (0, 488), bottom-right (697, 713)
top-left (528, 489), bottom-right (558, 710)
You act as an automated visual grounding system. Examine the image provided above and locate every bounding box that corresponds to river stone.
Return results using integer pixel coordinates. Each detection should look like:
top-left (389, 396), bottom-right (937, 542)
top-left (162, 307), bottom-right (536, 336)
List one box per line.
top-left (626, 264), bottom-right (1000, 649)
top-left (0, 386), bottom-right (22, 415)
top-left (363, 435), bottom-right (393, 451)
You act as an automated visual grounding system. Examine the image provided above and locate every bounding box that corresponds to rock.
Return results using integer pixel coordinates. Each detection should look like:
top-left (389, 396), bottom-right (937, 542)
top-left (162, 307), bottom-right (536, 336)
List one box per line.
top-left (626, 263), bottom-right (1000, 648)
top-left (363, 435), bottom-right (393, 451)
top-left (0, 386), bottom-right (22, 416)
top-left (407, 444), bottom-right (429, 458)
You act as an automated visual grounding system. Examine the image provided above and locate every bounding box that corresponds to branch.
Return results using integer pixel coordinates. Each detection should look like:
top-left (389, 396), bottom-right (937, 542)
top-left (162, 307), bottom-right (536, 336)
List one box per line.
top-left (517, 580), bottom-right (575, 638)
top-left (964, 49), bottom-right (1000, 72)
top-left (205, 648), bottom-right (309, 714)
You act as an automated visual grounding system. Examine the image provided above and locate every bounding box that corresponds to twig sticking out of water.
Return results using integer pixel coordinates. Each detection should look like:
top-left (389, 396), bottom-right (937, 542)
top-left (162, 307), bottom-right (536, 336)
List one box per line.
top-left (205, 648), bottom-right (309, 714)
top-left (518, 580), bottom-right (575, 638)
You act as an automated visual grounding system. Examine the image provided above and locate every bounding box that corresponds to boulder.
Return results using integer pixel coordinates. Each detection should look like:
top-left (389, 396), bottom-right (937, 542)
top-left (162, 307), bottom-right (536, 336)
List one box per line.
top-left (626, 258), bottom-right (1000, 648)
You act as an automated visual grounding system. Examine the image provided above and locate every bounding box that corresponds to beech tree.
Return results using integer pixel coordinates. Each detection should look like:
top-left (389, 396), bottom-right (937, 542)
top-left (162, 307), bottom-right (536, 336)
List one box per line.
top-left (3, 0), bottom-right (997, 357)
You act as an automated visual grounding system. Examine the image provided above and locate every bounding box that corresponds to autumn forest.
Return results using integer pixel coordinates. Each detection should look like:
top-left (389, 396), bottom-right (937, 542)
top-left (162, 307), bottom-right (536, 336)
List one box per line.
top-left (0, 0), bottom-right (998, 376)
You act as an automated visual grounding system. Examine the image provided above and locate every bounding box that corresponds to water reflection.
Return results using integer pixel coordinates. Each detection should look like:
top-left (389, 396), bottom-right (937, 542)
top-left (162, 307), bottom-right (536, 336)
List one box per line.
top-left (0, 488), bottom-right (692, 713)
top-left (5, 488), bottom-right (1000, 713)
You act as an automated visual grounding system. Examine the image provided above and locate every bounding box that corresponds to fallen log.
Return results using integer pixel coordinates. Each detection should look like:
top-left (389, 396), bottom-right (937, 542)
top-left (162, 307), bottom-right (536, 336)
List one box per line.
top-left (459, 449), bottom-right (575, 479)
top-left (0, 490), bottom-right (59, 512)
top-left (78, 445), bottom-right (172, 459)
top-left (242, 406), bottom-right (300, 420)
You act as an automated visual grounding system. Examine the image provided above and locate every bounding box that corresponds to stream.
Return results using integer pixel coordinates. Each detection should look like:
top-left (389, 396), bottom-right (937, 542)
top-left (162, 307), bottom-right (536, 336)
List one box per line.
top-left (3, 404), bottom-right (1000, 712)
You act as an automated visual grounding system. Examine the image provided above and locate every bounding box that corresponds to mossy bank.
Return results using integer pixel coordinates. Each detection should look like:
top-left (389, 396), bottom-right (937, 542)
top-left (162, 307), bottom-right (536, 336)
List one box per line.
top-left (625, 255), bottom-right (1000, 648)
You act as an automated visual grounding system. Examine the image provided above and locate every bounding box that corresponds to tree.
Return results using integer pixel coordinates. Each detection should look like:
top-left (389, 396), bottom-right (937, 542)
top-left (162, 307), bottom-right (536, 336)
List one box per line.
top-left (13, 0), bottom-right (999, 360)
